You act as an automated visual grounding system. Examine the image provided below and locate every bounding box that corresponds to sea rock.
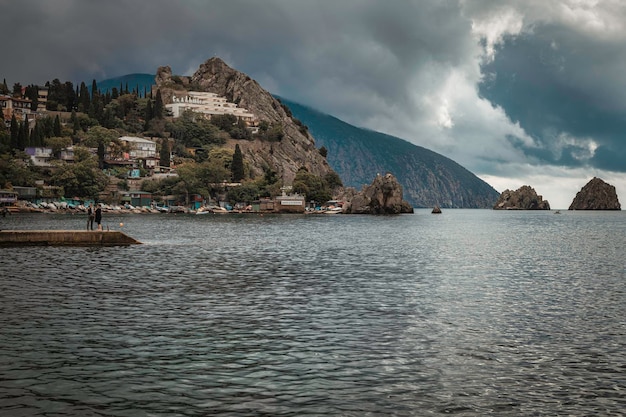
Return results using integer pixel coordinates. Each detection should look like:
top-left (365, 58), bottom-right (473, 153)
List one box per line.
top-left (568, 177), bottom-right (621, 210)
top-left (343, 173), bottom-right (413, 214)
top-left (493, 185), bottom-right (550, 210)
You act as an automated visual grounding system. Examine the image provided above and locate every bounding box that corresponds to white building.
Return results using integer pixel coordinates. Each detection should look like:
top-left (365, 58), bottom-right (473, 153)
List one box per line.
top-left (166, 91), bottom-right (256, 124)
top-left (25, 147), bottom-right (53, 167)
top-left (119, 136), bottom-right (157, 159)
top-left (118, 136), bottom-right (159, 169)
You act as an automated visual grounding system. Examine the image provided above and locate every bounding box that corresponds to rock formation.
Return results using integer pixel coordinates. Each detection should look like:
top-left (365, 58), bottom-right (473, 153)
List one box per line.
top-left (343, 173), bottom-right (413, 214)
top-left (155, 57), bottom-right (334, 186)
top-left (569, 177), bottom-right (621, 210)
top-left (493, 185), bottom-right (550, 210)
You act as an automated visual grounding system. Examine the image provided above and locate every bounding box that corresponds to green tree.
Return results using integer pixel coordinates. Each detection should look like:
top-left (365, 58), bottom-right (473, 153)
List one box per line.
top-left (0, 129), bottom-right (11, 154)
top-left (77, 82), bottom-right (90, 112)
top-left (17, 117), bottom-right (29, 150)
top-left (10, 114), bottom-right (19, 149)
top-left (12, 83), bottom-right (22, 97)
top-left (154, 89), bottom-right (164, 119)
top-left (44, 136), bottom-right (72, 157)
top-left (160, 139), bottom-right (171, 167)
top-left (319, 146), bottom-right (328, 158)
top-left (227, 183), bottom-right (261, 204)
top-left (0, 79), bottom-right (9, 95)
top-left (24, 85), bottom-right (38, 111)
top-left (53, 115), bottom-right (62, 136)
top-left (231, 144), bottom-right (244, 182)
top-left (83, 126), bottom-right (118, 168)
top-left (0, 152), bottom-right (42, 188)
top-left (167, 109), bottom-right (224, 147)
top-left (49, 146), bottom-right (108, 199)
top-left (292, 167), bottom-right (332, 203)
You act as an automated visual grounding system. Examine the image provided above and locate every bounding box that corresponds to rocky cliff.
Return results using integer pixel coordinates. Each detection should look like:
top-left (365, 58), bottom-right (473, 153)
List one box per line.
top-left (569, 177), bottom-right (621, 210)
top-left (155, 57), bottom-right (333, 185)
top-left (493, 185), bottom-right (550, 210)
top-left (343, 173), bottom-right (413, 214)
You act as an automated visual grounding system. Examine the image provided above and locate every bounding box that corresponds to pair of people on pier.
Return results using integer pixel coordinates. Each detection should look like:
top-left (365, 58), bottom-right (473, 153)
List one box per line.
top-left (87, 203), bottom-right (102, 230)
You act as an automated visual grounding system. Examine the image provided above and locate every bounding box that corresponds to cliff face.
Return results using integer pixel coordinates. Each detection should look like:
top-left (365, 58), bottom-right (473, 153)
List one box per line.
top-left (155, 58), bottom-right (333, 185)
top-left (569, 177), bottom-right (621, 210)
top-left (493, 185), bottom-right (550, 210)
top-left (343, 173), bottom-right (413, 214)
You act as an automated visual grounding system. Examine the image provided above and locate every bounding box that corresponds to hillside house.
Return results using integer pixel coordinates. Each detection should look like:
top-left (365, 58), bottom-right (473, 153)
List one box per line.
top-left (166, 92), bottom-right (256, 125)
top-left (117, 136), bottom-right (159, 170)
top-left (25, 147), bottom-right (53, 167)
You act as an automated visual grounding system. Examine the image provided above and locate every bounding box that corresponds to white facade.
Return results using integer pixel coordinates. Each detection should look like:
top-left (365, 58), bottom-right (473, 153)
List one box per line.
top-left (25, 147), bottom-right (53, 167)
top-left (119, 136), bottom-right (157, 159)
top-left (166, 91), bottom-right (255, 123)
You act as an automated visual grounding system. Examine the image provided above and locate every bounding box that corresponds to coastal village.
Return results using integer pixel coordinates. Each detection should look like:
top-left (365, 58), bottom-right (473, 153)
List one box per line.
top-left (1, 62), bottom-right (414, 217)
top-left (1, 89), bottom-right (317, 214)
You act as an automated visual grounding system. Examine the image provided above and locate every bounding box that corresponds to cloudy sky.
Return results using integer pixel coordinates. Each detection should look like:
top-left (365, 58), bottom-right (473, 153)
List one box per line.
top-left (3, 0), bottom-right (626, 208)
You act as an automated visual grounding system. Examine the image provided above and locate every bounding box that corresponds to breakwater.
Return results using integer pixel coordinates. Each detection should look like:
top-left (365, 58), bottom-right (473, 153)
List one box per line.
top-left (0, 230), bottom-right (142, 246)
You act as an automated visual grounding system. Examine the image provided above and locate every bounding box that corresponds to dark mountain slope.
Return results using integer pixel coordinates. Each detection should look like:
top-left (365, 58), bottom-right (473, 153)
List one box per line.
top-left (96, 73), bottom-right (155, 94)
top-left (281, 99), bottom-right (499, 208)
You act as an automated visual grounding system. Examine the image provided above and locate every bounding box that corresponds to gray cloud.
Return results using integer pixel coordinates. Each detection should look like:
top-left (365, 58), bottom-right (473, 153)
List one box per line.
top-left (2, 0), bottom-right (626, 200)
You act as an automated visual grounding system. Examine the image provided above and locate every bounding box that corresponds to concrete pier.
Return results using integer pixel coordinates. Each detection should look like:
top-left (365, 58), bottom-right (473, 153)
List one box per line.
top-left (0, 230), bottom-right (142, 246)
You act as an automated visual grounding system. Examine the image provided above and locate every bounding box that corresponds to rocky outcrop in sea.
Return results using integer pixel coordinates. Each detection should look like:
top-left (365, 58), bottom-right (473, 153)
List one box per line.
top-left (493, 185), bottom-right (550, 210)
top-left (343, 173), bottom-right (413, 214)
top-left (569, 177), bottom-right (621, 210)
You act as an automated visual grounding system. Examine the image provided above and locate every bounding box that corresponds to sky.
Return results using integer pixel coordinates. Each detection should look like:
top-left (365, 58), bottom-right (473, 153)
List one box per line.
top-left (3, 0), bottom-right (626, 208)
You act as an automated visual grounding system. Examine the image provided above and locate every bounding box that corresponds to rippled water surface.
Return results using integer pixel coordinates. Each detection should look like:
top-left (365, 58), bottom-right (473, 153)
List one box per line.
top-left (1, 210), bottom-right (625, 416)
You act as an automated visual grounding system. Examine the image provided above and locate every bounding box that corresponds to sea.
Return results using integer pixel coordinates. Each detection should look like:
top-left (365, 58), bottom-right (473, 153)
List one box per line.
top-left (0, 209), bottom-right (624, 416)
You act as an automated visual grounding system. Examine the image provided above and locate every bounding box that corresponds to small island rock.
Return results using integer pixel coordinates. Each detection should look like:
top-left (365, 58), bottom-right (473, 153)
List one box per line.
top-left (568, 177), bottom-right (621, 210)
top-left (493, 185), bottom-right (550, 210)
top-left (343, 173), bottom-right (413, 214)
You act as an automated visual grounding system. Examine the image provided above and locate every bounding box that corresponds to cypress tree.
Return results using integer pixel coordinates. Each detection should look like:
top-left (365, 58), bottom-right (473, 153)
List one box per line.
top-left (78, 82), bottom-right (90, 113)
top-left (71, 110), bottom-right (80, 134)
top-left (31, 121), bottom-right (43, 147)
top-left (144, 100), bottom-right (153, 131)
top-left (24, 115), bottom-right (30, 148)
top-left (91, 79), bottom-right (98, 100)
top-left (154, 89), bottom-right (164, 119)
top-left (97, 141), bottom-right (105, 169)
top-left (0, 78), bottom-right (9, 95)
top-left (160, 139), bottom-right (171, 167)
top-left (53, 115), bottom-right (62, 136)
top-left (231, 144), bottom-right (244, 182)
top-left (17, 118), bottom-right (29, 150)
top-left (10, 114), bottom-right (19, 149)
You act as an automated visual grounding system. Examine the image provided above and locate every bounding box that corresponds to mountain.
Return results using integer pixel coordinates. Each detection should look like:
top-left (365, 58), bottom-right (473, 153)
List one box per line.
top-left (154, 58), bottom-right (334, 186)
top-left (98, 69), bottom-right (499, 208)
top-left (280, 99), bottom-right (499, 208)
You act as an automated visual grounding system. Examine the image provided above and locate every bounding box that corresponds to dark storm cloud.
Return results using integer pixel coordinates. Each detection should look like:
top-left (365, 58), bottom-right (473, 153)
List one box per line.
top-left (3, 0), bottom-right (626, 199)
top-left (1, 1), bottom-right (474, 114)
top-left (479, 23), bottom-right (626, 172)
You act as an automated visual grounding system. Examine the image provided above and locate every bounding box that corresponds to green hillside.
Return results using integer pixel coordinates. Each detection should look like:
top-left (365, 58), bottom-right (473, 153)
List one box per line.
top-left (280, 98), bottom-right (499, 208)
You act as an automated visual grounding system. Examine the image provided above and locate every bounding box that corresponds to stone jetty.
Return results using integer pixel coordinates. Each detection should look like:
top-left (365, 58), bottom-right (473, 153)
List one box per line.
top-left (0, 230), bottom-right (142, 247)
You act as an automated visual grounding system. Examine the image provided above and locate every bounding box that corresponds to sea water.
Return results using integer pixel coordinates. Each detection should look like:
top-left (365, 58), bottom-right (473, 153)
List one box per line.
top-left (0, 210), bottom-right (624, 416)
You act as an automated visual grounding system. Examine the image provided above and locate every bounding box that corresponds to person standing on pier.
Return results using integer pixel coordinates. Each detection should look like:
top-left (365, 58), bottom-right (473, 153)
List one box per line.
top-left (95, 204), bottom-right (102, 230)
top-left (87, 203), bottom-right (95, 230)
